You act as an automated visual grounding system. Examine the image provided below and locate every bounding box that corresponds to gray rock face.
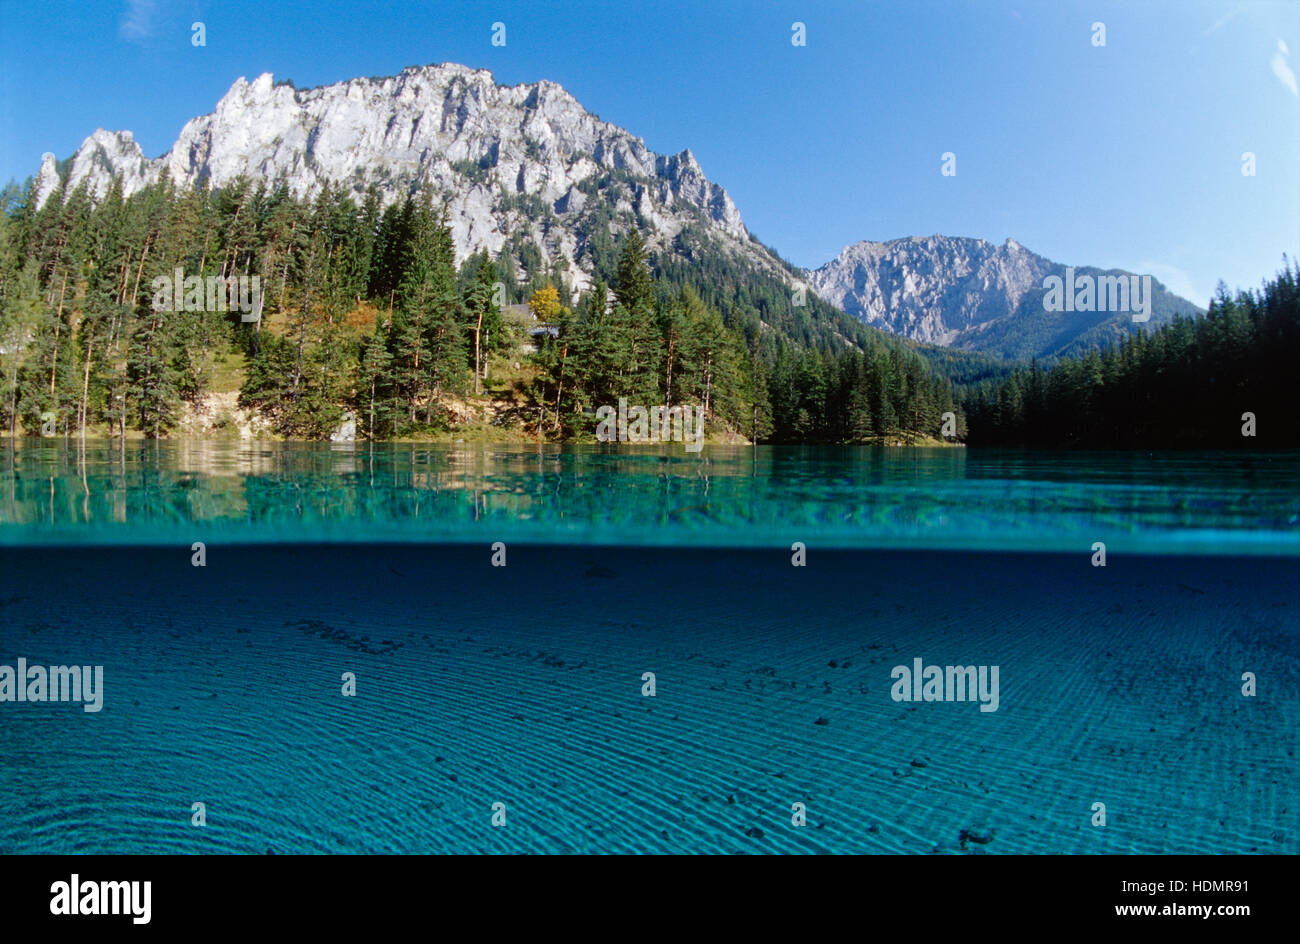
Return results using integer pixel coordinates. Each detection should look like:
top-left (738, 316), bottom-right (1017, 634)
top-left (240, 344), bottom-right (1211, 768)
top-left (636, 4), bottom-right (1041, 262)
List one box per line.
top-left (804, 235), bottom-right (1203, 359)
top-left (329, 411), bottom-right (357, 443)
top-left (805, 236), bottom-right (1056, 347)
top-left (33, 153), bottom-right (60, 207)
top-left (34, 64), bottom-right (755, 293)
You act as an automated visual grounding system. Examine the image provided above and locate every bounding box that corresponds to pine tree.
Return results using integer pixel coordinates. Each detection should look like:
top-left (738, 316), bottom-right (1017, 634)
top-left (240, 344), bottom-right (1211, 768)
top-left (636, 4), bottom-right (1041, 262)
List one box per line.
top-left (358, 323), bottom-right (394, 439)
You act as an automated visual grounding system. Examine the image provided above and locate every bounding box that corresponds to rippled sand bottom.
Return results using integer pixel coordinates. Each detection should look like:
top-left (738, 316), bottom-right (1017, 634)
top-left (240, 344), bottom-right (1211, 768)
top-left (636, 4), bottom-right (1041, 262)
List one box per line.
top-left (0, 545), bottom-right (1294, 854)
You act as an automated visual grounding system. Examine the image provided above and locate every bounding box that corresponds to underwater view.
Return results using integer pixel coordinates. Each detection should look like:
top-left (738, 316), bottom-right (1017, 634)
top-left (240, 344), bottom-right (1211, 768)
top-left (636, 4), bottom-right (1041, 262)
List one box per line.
top-left (1, 442), bottom-right (1295, 854)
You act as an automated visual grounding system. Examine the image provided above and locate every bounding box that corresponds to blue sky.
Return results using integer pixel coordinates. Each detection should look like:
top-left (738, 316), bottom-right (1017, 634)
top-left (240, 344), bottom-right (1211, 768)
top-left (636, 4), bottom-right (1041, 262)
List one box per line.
top-left (1, 0), bottom-right (1297, 304)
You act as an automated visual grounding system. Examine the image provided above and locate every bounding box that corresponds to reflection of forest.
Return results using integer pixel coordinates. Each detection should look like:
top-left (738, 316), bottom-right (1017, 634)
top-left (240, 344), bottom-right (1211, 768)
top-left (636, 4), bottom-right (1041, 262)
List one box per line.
top-left (0, 441), bottom-right (970, 532)
top-left (4, 442), bottom-right (1293, 557)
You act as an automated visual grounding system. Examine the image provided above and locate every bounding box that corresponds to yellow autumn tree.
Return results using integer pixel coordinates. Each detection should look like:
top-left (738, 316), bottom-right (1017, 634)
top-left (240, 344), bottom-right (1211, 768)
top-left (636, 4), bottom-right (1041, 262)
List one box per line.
top-left (528, 285), bottom-right (563, 322)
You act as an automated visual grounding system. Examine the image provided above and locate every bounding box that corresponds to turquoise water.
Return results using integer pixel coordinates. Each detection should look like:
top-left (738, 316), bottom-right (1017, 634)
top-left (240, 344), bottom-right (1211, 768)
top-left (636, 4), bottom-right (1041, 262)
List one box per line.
top-left (0, 442), bottom-right (1296, 854)
top-left (2, 442), bottom-right (1298, 555)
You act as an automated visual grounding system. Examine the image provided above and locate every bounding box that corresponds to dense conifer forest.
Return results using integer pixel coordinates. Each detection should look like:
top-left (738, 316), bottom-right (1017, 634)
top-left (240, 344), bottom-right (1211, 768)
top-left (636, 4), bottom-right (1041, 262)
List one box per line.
top-left (2, 174), bottom-right (1293, 449)
top-left (964, 265), bottom-right (1300, 448)
top-left (0, 175), bottom-right (965, 444)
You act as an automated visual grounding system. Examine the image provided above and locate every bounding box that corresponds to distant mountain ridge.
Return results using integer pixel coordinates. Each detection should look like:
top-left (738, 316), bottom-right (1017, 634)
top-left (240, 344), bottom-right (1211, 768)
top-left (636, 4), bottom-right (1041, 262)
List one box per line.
top-left (803, 235), bottom-right (1203, 361)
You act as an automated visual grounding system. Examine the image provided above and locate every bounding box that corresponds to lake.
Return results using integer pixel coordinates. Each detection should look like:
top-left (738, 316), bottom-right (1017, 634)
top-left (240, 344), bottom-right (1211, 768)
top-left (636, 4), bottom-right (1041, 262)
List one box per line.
top-left (1, 442), bottom-right (1296, 853)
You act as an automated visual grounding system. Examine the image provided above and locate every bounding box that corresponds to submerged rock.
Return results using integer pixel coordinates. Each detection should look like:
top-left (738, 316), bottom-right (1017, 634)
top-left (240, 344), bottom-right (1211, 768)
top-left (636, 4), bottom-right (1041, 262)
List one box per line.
top-left (959, 827), bottom-right (996, 849)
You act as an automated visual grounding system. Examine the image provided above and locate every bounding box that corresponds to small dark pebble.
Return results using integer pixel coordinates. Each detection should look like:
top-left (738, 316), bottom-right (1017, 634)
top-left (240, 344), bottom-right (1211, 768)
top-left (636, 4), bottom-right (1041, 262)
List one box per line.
top-left (814, 717), bottom-right (830, 726)
top-left (959, 827), bottom-right (996, 848)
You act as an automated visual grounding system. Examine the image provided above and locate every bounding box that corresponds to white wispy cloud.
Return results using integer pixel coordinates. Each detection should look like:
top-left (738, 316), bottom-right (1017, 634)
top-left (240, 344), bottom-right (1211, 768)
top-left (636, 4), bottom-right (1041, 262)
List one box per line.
top-left (1138, 261), bottom-right (1206, 307)
top-left (1203, 5), bottom-right (1242, 37)
top-left (1272, 39), bottom-right (1298, 97)
top-left (119, 0), bottom-right (158, 42)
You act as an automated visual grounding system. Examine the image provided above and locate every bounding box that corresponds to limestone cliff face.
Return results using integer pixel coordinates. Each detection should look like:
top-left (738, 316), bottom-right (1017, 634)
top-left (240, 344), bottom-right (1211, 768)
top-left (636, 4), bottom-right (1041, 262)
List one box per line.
top-left (805, 235), bottom-right (1203, 359)
top-left (806, 236), bottom-right (1054, 347)
top-left (33, 64), bottom-right (758, 292)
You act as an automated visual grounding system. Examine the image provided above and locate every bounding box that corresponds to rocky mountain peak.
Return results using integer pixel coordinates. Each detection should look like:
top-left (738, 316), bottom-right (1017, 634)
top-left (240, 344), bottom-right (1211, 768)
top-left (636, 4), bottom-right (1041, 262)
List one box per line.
top-left (805, 234), bottom-right (1201, 359)
top-left (32, 64), bottom-right (753, 292)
